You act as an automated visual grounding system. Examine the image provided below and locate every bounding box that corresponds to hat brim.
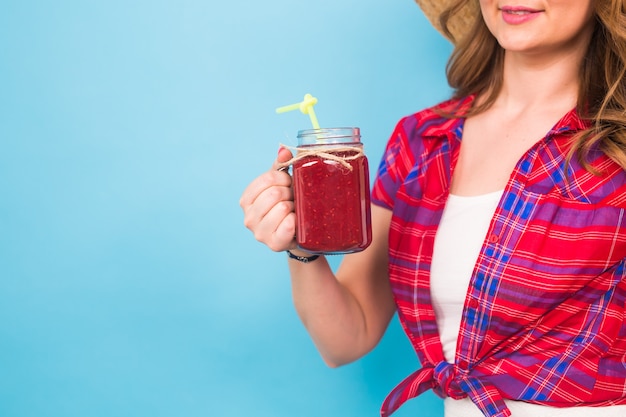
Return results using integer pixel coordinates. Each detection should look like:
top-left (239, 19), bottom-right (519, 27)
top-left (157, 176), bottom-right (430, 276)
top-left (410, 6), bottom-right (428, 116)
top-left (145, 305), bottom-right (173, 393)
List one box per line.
top-left (414, 0), bottom-right (478, 43)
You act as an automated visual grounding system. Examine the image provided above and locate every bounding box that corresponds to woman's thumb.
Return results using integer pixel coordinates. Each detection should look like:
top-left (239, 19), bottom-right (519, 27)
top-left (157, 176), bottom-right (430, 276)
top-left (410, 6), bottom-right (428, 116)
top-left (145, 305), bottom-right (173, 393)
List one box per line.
top-left (273, 146), bottom-right (293, 171)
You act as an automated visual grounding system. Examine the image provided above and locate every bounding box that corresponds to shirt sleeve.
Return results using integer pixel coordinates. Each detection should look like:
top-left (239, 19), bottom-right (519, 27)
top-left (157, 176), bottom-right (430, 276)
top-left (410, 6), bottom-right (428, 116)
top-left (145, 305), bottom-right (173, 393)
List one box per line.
top-left (371, 115), bottom-right (416, 210)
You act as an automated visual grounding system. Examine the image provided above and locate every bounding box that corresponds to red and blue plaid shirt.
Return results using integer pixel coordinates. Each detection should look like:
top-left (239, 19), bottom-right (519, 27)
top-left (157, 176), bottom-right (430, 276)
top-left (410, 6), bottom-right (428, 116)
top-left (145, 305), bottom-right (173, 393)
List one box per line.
top-left (371, 96), bottom-right (626, 417)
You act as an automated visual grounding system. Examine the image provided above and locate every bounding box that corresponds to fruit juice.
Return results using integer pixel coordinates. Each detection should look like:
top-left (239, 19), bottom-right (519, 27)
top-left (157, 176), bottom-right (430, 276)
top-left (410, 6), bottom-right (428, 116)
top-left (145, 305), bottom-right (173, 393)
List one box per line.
top-left (293, 147), bottom-right (372, 254)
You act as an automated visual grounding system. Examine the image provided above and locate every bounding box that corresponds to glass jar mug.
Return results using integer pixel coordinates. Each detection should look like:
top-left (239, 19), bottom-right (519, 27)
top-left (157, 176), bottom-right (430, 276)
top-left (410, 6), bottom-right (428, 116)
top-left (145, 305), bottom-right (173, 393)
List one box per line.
top-left (290, 127), bottom-right (372, 255)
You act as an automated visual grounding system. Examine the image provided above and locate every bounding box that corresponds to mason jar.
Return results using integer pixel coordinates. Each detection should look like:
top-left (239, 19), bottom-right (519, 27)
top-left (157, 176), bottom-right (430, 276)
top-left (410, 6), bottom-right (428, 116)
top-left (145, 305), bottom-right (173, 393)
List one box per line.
top-left (291, 127), bottom-right (372, 254)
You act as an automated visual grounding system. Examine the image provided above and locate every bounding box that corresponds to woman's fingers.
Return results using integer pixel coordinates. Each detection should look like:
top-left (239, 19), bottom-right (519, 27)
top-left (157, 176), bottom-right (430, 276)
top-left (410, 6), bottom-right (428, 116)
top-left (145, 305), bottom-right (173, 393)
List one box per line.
top-left (253, 199), bottom-right (296, 252)
top-left (240, 146), bottom-right (297, 251)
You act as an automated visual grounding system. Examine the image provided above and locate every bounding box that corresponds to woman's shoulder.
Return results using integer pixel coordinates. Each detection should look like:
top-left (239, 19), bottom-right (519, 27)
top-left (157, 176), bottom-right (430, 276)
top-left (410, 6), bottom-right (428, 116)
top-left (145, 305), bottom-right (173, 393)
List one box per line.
top-left (392, 95), bottom-right (473, 142)
top-left (415, 95), bottom-right (473, 116)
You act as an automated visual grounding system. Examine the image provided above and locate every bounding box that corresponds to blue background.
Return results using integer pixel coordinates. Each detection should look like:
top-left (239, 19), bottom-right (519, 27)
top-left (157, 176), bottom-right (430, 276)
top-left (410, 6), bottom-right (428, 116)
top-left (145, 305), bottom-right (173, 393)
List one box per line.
top-left (1, 1), bottom-right (453, 416)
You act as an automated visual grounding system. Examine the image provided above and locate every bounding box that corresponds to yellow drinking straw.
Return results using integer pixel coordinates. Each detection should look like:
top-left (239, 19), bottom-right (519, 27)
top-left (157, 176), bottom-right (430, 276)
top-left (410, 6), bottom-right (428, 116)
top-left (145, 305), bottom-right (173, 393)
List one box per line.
top-left (275, 93), bottom-right (321, 129)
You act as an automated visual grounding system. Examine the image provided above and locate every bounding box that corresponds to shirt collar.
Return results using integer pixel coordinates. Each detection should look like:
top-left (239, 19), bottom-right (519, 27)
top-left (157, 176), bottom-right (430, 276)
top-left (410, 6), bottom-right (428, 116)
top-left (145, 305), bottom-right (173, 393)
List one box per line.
top-left (423, 95), bottom-right (590, 143)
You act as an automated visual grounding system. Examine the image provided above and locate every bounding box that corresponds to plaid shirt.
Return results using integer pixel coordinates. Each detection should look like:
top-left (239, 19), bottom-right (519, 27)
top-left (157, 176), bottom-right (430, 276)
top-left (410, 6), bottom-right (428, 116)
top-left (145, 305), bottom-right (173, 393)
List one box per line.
top-left (371, 96), bottom-right (626, 417)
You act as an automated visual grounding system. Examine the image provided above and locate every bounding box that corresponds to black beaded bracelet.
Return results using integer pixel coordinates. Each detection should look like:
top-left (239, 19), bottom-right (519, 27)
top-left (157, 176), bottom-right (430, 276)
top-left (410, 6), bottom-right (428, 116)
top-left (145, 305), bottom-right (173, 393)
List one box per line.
top-left (286, 250), bottom-right (320, 263)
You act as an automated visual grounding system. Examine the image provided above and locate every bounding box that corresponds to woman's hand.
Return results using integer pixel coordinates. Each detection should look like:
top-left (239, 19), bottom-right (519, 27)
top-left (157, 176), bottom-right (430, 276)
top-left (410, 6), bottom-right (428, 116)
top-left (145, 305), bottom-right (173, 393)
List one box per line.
top-left (240, 147), bottom-right (297, 252)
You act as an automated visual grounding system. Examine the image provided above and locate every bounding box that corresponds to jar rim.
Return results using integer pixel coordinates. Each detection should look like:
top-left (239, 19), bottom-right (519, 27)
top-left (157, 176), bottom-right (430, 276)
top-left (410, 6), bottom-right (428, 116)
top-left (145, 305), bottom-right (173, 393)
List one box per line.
top-left (297, 127), bottom-right (360, 139)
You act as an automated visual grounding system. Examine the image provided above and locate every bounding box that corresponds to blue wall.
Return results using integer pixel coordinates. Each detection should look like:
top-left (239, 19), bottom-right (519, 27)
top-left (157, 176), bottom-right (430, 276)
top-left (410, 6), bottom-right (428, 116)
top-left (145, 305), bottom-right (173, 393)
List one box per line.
top-left (0, 1), bottom-right (453, 416)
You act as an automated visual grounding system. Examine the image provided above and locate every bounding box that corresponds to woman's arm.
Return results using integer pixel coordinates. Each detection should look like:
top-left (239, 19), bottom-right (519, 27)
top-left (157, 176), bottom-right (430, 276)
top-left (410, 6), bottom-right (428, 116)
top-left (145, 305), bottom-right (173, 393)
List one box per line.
top-left (288, 205), bottom-right (395, 367)
top-left (240, 148), bottom-right (395, 367)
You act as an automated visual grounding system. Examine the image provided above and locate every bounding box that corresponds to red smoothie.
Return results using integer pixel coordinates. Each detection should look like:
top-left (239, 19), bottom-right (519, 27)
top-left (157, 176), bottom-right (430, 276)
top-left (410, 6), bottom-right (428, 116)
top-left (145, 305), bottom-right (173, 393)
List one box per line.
top-left (293, 148), bottom-right (372, 254)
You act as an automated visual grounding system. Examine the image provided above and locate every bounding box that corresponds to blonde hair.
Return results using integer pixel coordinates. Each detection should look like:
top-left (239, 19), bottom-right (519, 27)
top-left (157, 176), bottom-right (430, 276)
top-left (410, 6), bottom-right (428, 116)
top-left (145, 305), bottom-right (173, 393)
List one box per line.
top-left (441, 0), bottom-right (626, 171)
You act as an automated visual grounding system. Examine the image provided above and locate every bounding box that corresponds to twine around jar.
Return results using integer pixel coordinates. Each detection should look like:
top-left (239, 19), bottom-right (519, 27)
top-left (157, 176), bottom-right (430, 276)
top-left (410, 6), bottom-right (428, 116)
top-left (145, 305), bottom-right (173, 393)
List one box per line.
top-left (276, 143), bottom-right (364, 171)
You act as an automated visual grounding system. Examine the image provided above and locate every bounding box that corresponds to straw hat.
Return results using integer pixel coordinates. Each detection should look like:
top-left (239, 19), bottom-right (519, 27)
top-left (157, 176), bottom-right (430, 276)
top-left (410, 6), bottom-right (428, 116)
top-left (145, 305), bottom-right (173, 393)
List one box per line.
top-left (414, 0), bottom-right (479, 43)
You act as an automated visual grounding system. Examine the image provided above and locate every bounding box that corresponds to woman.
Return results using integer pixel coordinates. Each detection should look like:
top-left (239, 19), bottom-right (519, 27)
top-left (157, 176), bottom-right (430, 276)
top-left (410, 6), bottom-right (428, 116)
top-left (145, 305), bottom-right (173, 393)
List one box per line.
top-left (240, 0), bottom-right (626, 416)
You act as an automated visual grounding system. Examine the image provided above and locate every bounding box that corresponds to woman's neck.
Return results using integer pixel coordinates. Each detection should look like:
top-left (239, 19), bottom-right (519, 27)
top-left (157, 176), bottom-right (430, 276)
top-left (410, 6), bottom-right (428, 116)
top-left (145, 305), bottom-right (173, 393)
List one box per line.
top-left (494, 44), bottom-right (587, 114)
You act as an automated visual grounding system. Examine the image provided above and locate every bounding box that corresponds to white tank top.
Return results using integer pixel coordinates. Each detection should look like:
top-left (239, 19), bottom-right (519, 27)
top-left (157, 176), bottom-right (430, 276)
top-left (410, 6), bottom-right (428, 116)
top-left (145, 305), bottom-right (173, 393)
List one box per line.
top-left (431, 191), bottom-right (503, 362)
top-left (430, 191), bottom-right (626, 416)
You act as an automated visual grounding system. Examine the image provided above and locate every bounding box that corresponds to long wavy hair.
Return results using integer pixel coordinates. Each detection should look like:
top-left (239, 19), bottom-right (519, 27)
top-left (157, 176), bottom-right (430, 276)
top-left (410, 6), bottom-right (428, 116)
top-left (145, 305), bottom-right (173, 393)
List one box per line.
top-left (439, 0), bottom-right (626, 171)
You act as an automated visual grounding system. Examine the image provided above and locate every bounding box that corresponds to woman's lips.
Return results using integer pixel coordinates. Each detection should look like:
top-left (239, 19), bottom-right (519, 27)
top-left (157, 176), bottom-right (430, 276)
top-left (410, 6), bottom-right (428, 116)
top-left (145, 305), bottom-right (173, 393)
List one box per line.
top-left (500, 6), bottom-right (542, 25)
